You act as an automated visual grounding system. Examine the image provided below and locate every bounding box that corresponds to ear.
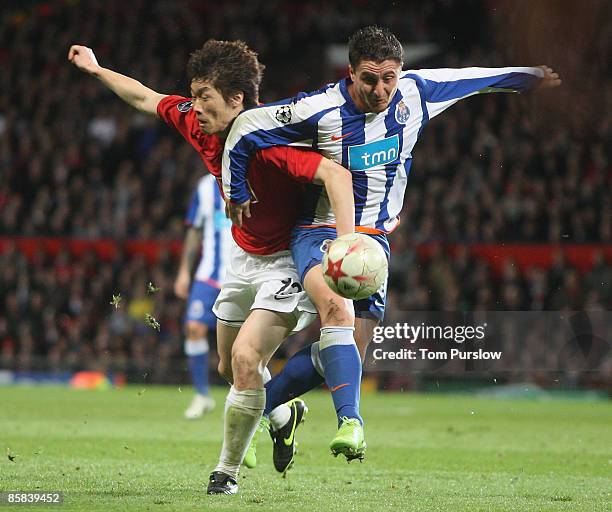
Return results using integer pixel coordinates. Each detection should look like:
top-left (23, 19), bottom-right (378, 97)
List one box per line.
top-left (229, 91), bottom-right (244, 108)
top-left (348, 64), bottom-right (356, 80)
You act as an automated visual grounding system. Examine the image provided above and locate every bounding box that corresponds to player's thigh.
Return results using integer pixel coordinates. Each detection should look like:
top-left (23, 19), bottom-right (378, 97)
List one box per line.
top-left (303, 263), bottom-right (355, 327)
top-left (216, 320), bottom-right (240, 383)
top-left (354, 317), bottom-right (379, 362)
top-left (231, 309), bottom-right (296, 370)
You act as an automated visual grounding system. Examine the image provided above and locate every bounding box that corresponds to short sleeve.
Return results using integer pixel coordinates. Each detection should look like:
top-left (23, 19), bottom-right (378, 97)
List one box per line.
top-left (157, 95), bottom-right (203, 149)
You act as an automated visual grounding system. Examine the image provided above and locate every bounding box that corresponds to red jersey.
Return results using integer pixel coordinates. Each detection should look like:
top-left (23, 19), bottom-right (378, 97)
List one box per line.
top-left (157, 95), bottom-right (322, 254)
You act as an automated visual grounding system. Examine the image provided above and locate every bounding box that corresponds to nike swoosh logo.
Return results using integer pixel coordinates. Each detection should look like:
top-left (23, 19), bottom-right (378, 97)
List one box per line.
top-left (330, 383), bottom-right (350, 392)
top-left (283, 403), bottom-right (299, 446)
top-left (330, 132), bottom-right (353, 141)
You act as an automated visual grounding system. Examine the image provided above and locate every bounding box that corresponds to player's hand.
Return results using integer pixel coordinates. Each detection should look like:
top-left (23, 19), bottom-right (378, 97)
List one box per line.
top-left (226, 200), bottom-right (251, 228)
top-left (68, 45), bottom-right (101, 74)
top-left (535, 65), bottom-right (561, 90)
top-left (174, 272), bottom-right (191, 299)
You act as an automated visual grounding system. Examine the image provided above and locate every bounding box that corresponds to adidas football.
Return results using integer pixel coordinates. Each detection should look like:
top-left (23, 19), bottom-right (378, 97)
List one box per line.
top-left (322, 233), bottom-right (388, 300)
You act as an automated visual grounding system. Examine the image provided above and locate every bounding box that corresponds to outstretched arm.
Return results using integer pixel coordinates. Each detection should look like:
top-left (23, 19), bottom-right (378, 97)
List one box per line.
top-left (68, 45), bottom-right (166, 115)
top-left (406, 65), bottom-right (561, 119)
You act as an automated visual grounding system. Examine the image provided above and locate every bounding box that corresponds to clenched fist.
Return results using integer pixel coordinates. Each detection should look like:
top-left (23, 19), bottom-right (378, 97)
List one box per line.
top-left (68, 45), bottom-right (101, 75)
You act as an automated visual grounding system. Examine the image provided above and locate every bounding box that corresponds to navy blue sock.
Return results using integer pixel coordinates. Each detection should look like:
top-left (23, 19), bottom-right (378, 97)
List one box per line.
top-left (319, 327), bottom-right (362, 426)
top-left (264, 343), bottom-right (324, 415)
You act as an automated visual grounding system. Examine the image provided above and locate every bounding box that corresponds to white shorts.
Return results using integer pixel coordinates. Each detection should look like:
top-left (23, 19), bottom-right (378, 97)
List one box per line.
top-left (213, 242), bottom-right (317, 333)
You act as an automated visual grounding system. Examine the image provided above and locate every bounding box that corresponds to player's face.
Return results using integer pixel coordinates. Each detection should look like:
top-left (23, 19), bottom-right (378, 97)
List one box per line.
top-left (190, 79), bottom-right (243, 136)
top-left (349, 59), bottom-right (402, 113)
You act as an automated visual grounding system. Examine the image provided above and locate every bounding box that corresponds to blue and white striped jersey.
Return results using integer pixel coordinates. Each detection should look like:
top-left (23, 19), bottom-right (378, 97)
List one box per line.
top-left (185, 174), bottom-right (233, 287)
top-left (222, 66), bottom-right (543, 233)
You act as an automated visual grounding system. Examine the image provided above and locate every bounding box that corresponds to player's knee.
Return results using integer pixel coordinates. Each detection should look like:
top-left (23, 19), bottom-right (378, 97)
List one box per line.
top-left (319, 296), bottom-right (354, 327)
top-left (231, 345), bottom-right (260, 380)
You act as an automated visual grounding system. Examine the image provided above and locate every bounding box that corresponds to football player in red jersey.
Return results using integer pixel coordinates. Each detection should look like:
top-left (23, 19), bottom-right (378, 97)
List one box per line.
top-left (69, 40), bottom-right (354, 494)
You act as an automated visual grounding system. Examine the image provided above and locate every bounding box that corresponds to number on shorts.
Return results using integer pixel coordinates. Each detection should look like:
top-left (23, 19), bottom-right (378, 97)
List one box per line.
top-left (274, 278), bottom-right (303, 300)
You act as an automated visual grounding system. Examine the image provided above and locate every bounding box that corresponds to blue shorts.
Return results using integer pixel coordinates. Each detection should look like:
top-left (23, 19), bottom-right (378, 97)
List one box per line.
top-left (185, 280), bottom-right (220, 330)
top-left (290, 226), bottom-right (390, 322)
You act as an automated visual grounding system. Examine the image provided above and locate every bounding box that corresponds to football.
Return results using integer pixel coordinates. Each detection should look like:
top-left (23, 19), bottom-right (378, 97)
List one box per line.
top-left (322, 233), bottom-right (388, 300)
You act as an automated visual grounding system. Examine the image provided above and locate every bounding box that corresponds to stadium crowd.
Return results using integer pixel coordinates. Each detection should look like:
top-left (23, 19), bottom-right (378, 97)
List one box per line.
top-left (1, 0), bottom-right (610, 243)
top-left (0, 0), bottom-right (610, 383)
top-left (1, 240), bottom-right (609, 379)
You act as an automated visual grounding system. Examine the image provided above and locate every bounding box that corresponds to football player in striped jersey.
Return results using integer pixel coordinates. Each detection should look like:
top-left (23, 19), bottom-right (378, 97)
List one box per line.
top-left (222, 26), bottom-right (561, 461)
top-left (174, 174), bottom-right (233, 419)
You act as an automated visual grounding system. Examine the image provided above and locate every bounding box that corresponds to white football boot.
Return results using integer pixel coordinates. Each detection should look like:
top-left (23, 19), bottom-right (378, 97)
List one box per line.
top-left (184, 394), bottom-right (216, 419)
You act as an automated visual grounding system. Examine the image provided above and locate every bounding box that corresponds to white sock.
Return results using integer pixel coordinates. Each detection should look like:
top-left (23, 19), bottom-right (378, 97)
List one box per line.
top-left (310, 341), bottom-right (324, 377)
top-left (184, 338), bottom-right (209, 356)
top-left (269, 403), bottom-right (291, 430)
top-left (261, 366), bottom-right (291, 430)
top-left (215, 386), bottom-right (265, 479)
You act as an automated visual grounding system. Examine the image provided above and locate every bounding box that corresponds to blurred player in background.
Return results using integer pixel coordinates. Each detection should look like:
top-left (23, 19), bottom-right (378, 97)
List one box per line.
top-left (174, 174), bottom-right (232, 419)
top-left (68, 39), bottom-right (354, 494)
top-left (223, 26), bottom-right (561, 462)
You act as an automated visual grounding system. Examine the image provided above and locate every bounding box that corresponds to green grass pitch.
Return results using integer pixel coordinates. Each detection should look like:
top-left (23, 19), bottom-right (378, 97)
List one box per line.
top-left (1, 385), bottom-right (610, 511)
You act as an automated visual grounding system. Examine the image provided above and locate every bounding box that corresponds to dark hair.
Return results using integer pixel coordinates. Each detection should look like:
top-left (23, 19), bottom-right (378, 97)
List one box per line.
top-left (187, 40), bottom-right (265, 109)
top-left (348, 26), bottom-right (403, 68)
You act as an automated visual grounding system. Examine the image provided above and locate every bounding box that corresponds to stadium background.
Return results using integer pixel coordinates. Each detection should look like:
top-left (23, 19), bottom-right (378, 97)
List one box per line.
top-left (0, 0), bottom-right (610, 390)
